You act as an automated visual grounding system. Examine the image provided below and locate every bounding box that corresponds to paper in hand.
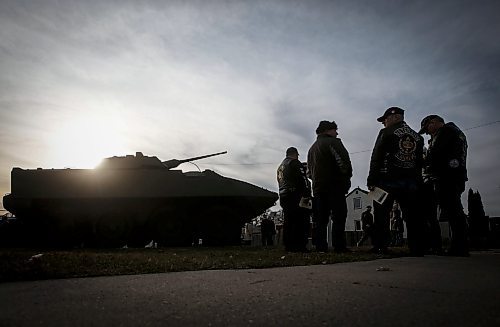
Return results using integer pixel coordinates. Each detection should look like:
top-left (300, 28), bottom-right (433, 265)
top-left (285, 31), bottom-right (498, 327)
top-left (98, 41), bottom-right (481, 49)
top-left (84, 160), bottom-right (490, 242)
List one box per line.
top-left (369, 187), bottom-right (389, 204)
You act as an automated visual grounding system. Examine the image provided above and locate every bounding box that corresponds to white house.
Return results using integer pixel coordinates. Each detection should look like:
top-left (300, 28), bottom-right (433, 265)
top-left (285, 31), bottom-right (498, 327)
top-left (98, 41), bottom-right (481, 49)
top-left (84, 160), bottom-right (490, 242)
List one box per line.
top-left (345, 187), bottom-right (372, 232)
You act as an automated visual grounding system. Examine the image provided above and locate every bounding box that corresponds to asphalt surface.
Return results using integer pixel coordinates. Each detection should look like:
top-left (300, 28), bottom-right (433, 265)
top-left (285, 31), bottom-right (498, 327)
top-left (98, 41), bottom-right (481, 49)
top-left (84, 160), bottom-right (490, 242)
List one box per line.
top-left (1, 251), bottom-right (499, 327)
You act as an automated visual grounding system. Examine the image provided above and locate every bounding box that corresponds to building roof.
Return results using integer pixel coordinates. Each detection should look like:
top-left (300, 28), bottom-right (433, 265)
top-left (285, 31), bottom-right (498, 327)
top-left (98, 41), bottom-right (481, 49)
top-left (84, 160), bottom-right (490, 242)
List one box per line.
top-left (346, 186), bottom-right (369, 197)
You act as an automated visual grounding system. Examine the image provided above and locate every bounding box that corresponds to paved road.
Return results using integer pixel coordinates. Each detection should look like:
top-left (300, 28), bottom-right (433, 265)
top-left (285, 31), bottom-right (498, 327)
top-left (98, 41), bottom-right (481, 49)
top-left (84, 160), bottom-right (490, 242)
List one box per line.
top-left (1, 251), bottom-right (499, 326)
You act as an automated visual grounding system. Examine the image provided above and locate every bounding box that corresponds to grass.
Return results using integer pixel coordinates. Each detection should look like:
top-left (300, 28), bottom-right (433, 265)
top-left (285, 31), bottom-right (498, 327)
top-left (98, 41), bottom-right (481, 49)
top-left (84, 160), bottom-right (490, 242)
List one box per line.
top-left (0, 246), bottom-right (408, 282)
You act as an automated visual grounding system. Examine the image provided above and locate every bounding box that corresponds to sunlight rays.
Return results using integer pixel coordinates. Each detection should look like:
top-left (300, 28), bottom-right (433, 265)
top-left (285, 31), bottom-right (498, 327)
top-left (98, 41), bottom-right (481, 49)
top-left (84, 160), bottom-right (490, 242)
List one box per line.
top-left (44, 110), bottom-right (128, 168)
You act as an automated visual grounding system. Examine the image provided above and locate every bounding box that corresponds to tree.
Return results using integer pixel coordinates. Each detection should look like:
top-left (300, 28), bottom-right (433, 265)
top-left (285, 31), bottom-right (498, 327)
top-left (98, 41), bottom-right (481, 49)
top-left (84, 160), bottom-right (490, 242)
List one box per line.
top-left (467, 188), bottom-right (488, 248)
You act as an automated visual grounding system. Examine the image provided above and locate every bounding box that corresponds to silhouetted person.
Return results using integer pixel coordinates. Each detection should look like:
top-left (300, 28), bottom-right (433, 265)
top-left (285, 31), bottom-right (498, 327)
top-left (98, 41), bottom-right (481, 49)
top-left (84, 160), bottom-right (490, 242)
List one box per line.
top-left (308, 120), bottom-right (352, 253)
top-left (277, 147), bottom-right (311, 252)
top-left (261, 217), bottom-right (276, 246)
top-left (357, 206), bottom-right (374, 247)
top-left (419, 114), bottom-right (469, 256)
top-left (389, 203), bottom-right (398, 246)
top-left (390, 204), bottom-right (405, 246)
top-left (367, 107), bottom-right (425, 255)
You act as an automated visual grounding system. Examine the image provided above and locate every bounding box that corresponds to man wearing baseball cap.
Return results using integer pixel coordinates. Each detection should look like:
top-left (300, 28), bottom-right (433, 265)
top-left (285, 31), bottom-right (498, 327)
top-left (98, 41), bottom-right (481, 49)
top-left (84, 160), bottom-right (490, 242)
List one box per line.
top-left (419, 114), bottom-right (469, 256)
top-left (367, 107), bottom-right (425, 255)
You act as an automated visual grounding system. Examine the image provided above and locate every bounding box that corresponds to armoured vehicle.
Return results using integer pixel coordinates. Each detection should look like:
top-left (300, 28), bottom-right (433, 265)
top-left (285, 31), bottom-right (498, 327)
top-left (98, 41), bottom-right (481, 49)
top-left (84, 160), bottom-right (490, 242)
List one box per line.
top-left (2, 152), bottom-right (278, 247)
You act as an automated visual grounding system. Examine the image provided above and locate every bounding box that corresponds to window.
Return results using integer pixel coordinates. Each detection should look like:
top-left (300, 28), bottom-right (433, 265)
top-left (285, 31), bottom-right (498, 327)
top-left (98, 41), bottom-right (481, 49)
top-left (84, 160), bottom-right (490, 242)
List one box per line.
top-left (353, 197), bottom-right (362, 210)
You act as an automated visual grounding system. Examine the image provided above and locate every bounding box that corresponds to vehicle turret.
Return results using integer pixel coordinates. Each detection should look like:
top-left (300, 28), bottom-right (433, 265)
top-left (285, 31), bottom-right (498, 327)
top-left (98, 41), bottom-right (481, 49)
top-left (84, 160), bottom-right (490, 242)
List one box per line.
top-left (96, 151), bottom-right (227, 170)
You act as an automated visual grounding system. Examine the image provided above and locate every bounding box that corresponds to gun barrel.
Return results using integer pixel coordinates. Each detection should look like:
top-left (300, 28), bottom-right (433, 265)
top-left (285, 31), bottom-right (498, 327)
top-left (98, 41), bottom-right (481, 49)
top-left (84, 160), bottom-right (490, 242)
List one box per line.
top-left (162, 151), bottom-right (227, 169)
top-left (177, 151), bottom-right (227, 164)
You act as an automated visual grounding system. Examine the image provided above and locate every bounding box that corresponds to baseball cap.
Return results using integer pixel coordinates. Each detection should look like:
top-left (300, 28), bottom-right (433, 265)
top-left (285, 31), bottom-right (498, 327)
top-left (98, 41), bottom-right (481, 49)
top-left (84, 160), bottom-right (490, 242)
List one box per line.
top-left (418, 114), bottom-right (444, 134)
top-left (377, 107), bottom-right (405, 122)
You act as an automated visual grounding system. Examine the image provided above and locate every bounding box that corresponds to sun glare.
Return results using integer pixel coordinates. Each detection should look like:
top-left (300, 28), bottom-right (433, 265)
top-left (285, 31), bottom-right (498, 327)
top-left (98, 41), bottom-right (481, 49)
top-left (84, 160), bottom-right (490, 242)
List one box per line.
top-left (45, 112), bottom-right (128, 168)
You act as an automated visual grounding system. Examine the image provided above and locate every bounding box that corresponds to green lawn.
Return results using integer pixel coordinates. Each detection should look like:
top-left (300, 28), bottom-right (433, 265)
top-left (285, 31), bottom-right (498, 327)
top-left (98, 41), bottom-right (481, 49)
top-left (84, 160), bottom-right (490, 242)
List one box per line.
top-left (0, 246), bottom-right (407, 282)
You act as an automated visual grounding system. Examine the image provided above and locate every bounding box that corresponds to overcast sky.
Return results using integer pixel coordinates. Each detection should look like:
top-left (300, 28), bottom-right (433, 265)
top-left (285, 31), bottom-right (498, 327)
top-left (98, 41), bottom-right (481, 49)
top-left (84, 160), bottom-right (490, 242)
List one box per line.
top-left (1, 0), bottom-right (499, 216)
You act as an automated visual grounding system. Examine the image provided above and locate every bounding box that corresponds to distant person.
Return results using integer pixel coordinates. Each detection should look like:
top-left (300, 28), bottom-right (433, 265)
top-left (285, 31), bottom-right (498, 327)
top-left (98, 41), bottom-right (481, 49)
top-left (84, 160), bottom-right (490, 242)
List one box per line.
top-left (277, 147), bottom-right (311, 252)
top-left (307, 121), bottom-right (352, 253)
top-left (390, 203), bottom-right (404, 246)
top-left (419, 114), bottom-right (469, 256)
top-left (367, 107), bottom-right (425, 255)
top-left (260, 217), bottom-right (276, 246)
top-left (357, 205), bottom-right (374, 247)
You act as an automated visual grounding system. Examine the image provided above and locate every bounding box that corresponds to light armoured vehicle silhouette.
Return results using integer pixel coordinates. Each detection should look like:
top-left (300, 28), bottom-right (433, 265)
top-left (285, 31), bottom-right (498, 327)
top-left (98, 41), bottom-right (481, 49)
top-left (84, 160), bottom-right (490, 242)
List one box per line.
top-left (2, 152), bottom-right (278, 247)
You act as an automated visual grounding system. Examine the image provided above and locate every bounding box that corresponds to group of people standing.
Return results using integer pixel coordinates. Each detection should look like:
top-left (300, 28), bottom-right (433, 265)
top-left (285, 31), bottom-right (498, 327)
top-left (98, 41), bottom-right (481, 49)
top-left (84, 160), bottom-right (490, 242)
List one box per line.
top-left (277, 106), bottom-right (469, 257)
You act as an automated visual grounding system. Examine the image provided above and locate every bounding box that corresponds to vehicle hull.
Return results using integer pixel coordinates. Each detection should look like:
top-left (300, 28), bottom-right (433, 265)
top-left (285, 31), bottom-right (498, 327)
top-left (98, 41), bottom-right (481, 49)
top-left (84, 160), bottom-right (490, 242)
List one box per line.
top-left (3, 167), bottom-right (278, 247)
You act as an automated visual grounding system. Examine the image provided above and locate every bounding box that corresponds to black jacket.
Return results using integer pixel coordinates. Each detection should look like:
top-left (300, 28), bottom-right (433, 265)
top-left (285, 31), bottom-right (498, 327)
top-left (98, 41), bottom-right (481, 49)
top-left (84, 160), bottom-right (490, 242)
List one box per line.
top-left (307, 134), bottom-right (352, 194)
top-left (426, 122), bottom-right (468, 183)
top-left (367, 121), bottom-right (424, 188)
top-left (277, 157), bottom-right (311, 197)
top-left (361, 210), bottom-right (374, 230)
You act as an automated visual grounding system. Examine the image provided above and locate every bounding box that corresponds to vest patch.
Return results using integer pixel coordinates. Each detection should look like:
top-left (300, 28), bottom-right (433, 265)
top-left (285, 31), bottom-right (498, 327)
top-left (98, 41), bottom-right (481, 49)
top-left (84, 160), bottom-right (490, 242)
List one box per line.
top-left (394, 126), bottom-right (419, 168)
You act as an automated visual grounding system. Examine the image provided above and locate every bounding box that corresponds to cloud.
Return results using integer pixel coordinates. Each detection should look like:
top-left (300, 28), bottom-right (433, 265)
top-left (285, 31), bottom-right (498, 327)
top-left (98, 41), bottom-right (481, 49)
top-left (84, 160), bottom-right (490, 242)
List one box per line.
top-left (1, 0), bottom-right (499, 215)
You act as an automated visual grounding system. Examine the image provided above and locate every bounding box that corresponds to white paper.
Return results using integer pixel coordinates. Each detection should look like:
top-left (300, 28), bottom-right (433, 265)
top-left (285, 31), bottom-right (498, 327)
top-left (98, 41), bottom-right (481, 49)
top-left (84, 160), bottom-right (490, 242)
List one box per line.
top-left (369, 187), bottom-right (389, 204)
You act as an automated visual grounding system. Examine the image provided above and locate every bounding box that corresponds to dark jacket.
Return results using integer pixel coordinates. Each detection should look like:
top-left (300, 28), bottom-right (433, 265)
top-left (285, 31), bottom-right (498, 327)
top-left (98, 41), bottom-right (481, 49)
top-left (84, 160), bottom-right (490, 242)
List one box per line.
top-left (367, 121), bottom-right (424, 188)
top-left (277, 157), bottom-right (311, 197)
top-left (426, 122), bottom-right (468, 184)
top-left (307, 134), bottom-right (352, 195)
top-left (361, 210), bottom-right (374, 230)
